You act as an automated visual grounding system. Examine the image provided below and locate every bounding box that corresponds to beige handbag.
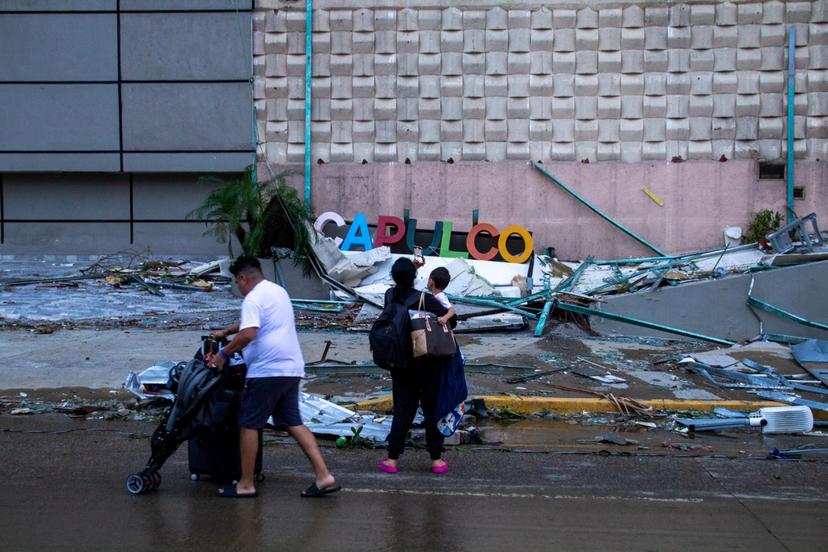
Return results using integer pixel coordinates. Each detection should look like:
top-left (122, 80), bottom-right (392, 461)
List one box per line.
top-left (410, 292), bottom-right (456, 358)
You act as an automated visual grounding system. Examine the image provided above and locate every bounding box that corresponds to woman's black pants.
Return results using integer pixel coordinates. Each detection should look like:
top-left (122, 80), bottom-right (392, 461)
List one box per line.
top-left (386, 360), bottom-right (445, 460)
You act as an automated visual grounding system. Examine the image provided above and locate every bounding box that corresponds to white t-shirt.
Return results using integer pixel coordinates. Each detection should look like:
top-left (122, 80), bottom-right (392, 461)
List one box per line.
top-left (239, 280), bottom-right (305, 378)
top-left (411, 291), bottom-right (452, 319)
top-left (433, 291), bottom-right (452, 309)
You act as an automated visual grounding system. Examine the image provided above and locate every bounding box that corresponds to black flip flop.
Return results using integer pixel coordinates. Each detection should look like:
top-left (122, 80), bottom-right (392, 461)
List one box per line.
top-left (216, 484), bottom-right (257, 498)
top-left (301, 482), bottom-right (341, 498)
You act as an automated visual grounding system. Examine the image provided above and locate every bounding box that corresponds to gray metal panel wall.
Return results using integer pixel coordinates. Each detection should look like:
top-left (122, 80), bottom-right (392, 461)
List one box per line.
top-left (0, 1), bottom-right (253, 173)
top-left (0, 173), bottom-right (236, 255)
top-left (0, 1), bottom-right (115, 10)
top-left (0, 14), bottom-right (117, 81)
top-left (120, 13), bottom-right (250, 81)
top-left (120, 0), bottom-right (252, 11)
top-left (0, 85), bottom-right (120, 151)
top-left (122, 83), bottom-right (252, 151)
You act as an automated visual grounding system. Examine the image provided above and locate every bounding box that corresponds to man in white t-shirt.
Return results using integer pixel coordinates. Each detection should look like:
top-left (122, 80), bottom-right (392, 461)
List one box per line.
top-left (209, 256), bottom-right (339, 499)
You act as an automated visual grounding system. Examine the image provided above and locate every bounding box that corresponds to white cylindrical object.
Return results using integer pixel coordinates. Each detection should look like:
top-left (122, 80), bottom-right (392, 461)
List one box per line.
top-left (759, 405), bottom-right (814, 434)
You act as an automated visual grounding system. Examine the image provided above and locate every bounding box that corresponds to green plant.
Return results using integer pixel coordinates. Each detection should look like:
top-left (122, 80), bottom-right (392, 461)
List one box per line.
top-left (334, 426), bottom-right (376, 449)
top-left (745, 209), bottom-right (784, 244)
top-left (187, 168), bottom-right (315, 267)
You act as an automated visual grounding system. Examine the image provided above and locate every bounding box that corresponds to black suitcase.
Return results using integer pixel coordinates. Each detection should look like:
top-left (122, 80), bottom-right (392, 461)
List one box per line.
top-left (188, 337), bottom-right (264, 482)
top-left (188, 428), bottom-right (263, 482)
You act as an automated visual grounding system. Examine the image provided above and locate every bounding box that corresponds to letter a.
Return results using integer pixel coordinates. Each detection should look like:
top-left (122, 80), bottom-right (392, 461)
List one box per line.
top-left (341, 213), bottom-right (374, 251)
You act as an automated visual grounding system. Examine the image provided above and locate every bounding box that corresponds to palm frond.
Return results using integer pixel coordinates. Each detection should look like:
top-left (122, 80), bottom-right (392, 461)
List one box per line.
top-left (188, 167), bottom-right (317, 267)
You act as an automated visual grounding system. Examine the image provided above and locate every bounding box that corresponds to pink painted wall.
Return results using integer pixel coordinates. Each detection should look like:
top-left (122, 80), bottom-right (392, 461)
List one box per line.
top-left (262, 160), bottom-right (827, 260)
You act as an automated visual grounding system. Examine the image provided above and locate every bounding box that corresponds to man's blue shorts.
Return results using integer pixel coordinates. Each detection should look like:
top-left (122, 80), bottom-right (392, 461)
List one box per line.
top-left (238, 377), bottom-right (303, 429)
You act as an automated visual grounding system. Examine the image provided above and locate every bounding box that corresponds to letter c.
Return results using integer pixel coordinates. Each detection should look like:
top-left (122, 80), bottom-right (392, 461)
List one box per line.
top-left (466, 223), bottom-right (500, 261)
top-left (314, 211), bottom-right (346, 246)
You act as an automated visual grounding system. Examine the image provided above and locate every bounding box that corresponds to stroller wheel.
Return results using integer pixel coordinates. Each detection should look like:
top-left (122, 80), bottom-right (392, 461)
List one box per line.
top-left (151, 472), bottom-right (162, 489)
top-left (190, 473), bottom-right (200, 481)
top-left (126, 474), bottom-right (146, 495)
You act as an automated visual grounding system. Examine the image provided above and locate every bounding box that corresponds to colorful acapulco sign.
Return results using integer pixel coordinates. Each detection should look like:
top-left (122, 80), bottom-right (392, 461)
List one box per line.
top-left (314, 211), bottom-right (534, 264)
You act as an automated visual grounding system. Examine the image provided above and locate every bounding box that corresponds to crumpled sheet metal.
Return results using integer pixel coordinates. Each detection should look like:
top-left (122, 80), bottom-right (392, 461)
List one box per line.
top-left (792, 339), bottom-right (828, 364)
top-left (124, 361), bottom-right (178, 401)
top-left (125, 362), bottom-right (399, 441)
top-left (298, 392), bottom-right (358, 425)
top-left (275, 392), bottom-right (399, 442)
top-left (312, 235), bottom-right (392, 288)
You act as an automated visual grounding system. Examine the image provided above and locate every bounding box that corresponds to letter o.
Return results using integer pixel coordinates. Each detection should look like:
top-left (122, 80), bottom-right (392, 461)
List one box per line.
top-left (497, 225), bottom-right (534, 264)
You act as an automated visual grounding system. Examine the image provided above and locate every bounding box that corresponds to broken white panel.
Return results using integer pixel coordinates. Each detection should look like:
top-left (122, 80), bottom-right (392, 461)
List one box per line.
top-left (353, 301), bottom-right (524, 332)
top-left (327, 246), bottom-right (392, 287)
top-left (303, 420), bottom-right (394, 442)
top-left (311, 234), bottom-right (348, 273)
top-left (356, 254), bottom-right (498, 297)
top-left (348, 282), bottom-right (391, 306)
top-left (724, 226), bottom-right (743, 247)
top-left (454, 312), bottom-right (526, 332)
top-left (298, 392), bottom-right (357, 425)
top-left (189, 259), bottom-right (232, 279)
top-left (689, 247), bottom-right (765, 272)
top-left (442, 258), bottom-right (497, 297)
top-left (360, 253), bottom-right (525, 289)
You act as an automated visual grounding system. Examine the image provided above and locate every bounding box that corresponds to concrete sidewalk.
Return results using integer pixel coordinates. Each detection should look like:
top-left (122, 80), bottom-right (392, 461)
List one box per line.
top-left (0, 327), bottom-right (813, 416)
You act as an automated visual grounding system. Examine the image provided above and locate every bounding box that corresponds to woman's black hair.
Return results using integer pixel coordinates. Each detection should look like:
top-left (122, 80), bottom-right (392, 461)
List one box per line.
top-left (390, 257), bottom-right (416, 300)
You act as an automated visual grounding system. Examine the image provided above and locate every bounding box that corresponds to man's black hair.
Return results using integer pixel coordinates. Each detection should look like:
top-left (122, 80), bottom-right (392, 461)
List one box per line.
top-left (229, 255), bottom-right (262, 276)
top-left (429, 266), bottom-right (450, 291)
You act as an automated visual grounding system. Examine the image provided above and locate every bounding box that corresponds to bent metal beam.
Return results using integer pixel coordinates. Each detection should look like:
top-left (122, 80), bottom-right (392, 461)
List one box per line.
top-left (532, 162), bottom-right (667, 257)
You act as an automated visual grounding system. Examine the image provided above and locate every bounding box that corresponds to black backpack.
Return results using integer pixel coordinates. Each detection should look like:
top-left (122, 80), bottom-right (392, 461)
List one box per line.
top-left (369, 293), bottom-right (418, 371)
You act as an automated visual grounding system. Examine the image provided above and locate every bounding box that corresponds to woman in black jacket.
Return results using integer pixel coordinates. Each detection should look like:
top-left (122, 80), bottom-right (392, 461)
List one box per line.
top-left (379, 257), bottom-right (455, 475)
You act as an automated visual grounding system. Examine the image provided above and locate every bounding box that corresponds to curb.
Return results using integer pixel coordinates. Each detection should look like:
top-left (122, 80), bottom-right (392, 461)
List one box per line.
top-left (351, 395), bottom-right (828, 419)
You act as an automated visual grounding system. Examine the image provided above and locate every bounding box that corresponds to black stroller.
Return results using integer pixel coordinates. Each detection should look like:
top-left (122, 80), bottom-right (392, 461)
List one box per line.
top-left (126, 340), bottom-right (258, 495)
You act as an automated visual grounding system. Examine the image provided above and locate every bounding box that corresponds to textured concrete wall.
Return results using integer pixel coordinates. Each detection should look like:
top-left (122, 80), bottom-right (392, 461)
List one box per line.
top-left (255, 1), bottom-right (828, 164)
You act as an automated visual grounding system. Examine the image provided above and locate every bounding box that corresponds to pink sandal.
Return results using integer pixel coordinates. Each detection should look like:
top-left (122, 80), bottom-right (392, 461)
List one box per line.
top-left (431, 461), bottom-right (448, 474)
top-left (379, 460), bottom-right (398, 474)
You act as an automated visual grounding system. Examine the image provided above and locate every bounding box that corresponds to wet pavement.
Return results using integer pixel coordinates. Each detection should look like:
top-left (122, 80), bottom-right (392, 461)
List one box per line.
top-left (3, 256), bottom-right (828, 550)
top-left (0, 256), bottom-right (242, 326)
top-left (1, 414), bottom-right (827, 551)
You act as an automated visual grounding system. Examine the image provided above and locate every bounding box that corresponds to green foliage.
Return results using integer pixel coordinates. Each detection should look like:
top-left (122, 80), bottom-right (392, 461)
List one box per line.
top-left (187, 168), bottom-right (315, 267)
top-left (745, 209), bottom-right (784, 244)
top-left (493, 406), bottom-right (525, 420)
top-left (334, 426), bottom-right (376, 449)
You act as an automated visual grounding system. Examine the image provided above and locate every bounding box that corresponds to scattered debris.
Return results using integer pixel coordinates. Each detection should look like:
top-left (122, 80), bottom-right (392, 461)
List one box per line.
top-left (591, 432), bottom-right (638, 446)
top-left (124, 362), bottom-right (183, 401)
top-left (662, 442), bottom-right (714, 453)
top-left (768, 446), bottom-right (828, 459)
top-left (675, 406), bottom-right (814, 434)
top-left (641, 186), bottom-right (664, 207)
